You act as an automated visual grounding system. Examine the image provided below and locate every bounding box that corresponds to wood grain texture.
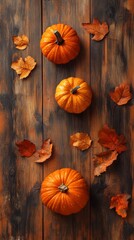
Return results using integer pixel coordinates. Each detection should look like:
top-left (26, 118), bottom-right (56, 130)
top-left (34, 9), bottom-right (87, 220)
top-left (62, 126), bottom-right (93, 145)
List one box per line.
top-left (0, 1), bottom-right (42, 239)
top-left (0, 0), bottom-right (134, 239)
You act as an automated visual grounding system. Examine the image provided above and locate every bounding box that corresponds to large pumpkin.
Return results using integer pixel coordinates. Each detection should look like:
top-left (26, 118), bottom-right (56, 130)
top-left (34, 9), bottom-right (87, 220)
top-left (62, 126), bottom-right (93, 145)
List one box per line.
top-left (55, 77), bottom-right (92, 113)
top-left (40, 168), bottom-right (89, 215)
top-left (40, 23), bottom-right (80, 64)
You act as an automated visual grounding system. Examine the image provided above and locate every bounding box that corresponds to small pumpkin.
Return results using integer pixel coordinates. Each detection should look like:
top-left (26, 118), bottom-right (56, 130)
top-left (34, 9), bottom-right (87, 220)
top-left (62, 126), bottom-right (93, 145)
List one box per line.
top-left (40, 23), bottom-right (80, 64)
top-left (40, 168), bottom-right (89, 215)
top-left (55, 77), bottom-right (92, 113)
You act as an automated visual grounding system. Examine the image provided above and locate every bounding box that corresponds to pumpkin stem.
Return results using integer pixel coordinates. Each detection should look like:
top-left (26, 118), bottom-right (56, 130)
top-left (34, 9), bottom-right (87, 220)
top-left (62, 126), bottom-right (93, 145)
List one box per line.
top-left (53, 30), bottom-right (64, 45)
top-left (71, 86), bottom-right (80, 94)
top-left (58, 183), bottom-right (68, 193)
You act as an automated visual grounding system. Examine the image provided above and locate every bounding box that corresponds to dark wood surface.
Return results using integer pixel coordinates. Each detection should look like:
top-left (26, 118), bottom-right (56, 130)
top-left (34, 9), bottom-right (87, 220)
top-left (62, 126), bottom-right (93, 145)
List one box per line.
top-left (0, 0), bottom-right (134, 239)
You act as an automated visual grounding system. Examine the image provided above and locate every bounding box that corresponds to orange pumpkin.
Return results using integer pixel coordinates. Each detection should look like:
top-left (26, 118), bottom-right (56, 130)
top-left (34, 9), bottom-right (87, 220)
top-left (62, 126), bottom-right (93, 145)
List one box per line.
top-left (40, 168), bottom-right (89, 215)
top-left (40, 23), bottom-right (80, 64)
top-left (55, 77), bottom-right (92, 113)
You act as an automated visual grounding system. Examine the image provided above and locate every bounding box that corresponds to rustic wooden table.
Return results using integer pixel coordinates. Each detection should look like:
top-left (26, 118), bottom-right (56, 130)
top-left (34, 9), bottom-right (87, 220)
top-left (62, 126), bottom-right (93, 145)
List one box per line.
top-left (0, 0), bottom-right (134, 239)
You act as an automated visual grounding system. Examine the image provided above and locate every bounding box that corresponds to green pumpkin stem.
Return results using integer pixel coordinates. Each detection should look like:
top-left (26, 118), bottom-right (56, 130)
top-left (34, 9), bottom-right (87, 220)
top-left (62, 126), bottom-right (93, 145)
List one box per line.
top-left (71, 86), bottom-right (80, 94)
top-left (53, 30), bottom-right (64, 45)
top-left (58, 183), bottom-right (68, 193)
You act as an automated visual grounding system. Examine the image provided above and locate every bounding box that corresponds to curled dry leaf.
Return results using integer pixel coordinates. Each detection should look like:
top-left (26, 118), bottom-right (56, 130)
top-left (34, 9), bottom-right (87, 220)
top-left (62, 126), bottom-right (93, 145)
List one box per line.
top-left (70, 132), bottom-right (92, 151)
top-left (109, 82), bottom-right (132, 105)
top-left (98, 125), bottom-right (127, 153)
top-left (16, 139), bottom-right (36, 157)
top-left (35, 139), bottom-right (53, 163)
top-left (13, 35), bottom-right (29, 50)
top-left (94, 150), bottom-right (118, 176)
top-left (11, 56), bottom-right (36, 79)
top-left (110, 194), bottom-right (131, 218)
top-left (82, 18), bottom-right (109, 41)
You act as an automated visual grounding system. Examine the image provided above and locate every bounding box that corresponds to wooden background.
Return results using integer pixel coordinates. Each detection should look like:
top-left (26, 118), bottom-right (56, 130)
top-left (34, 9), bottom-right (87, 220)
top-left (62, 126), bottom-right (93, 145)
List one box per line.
top-left (0, 0), bottom-right (134, 239)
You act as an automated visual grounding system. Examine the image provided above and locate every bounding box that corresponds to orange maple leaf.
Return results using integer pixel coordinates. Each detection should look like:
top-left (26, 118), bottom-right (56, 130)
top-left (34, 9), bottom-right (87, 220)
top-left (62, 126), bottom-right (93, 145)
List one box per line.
top-left (94, 150), bottom-right (118, 176)
top-left (70, 132), bottom-right (92, 151)
top-left (16, 139), bottom-right (36, 157)
top-left (11, 56), bottom-right (36, 79)
top-left (82, 18), bottom-right (109, 41)
top-left (35, 139), bottom-right (53, 163)
top-left (110, 194), bottom-right (131, 218)
top-left (98, 125), bottom-right (127, 153)
top-left (109, 82), bottom-right (132, 105)
top-left (13, 35), bottom-right (29, 50)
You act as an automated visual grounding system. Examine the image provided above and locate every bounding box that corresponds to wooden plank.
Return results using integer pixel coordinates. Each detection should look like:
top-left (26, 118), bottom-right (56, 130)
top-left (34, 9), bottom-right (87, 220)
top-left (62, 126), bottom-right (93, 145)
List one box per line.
top-left (90, 0), bottom-right (134, 239)
top-left (42, 0), bottom-right (91, 239)
top-left (0, 1), bottom-right (42, 239)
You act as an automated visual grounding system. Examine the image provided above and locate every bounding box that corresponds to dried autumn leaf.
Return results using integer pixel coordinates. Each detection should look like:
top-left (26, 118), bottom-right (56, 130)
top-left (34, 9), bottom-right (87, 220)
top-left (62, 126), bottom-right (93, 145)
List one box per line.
top-left (82, 18), bottom-right (109, 41)
top-left (13, 35), bottom-right (29, 50)
top-left (98, 125), bottom-right (127, 153)
top-left (110, 194), bottom-right (131, 218)
top-left (35, 139), bottom-right (53, 163)
top-left (16, 139), bottom-right (36, 157)
top-left (124, 0), bottom-right (134, 15)
top-left (94, 150), bottom-right (118, 176)
top-left (70, 132), bottom-right (92, 151)
top-left (11, 56), bottom-right (36, 79)
top-left (109, 82), bottom-right (132, 105)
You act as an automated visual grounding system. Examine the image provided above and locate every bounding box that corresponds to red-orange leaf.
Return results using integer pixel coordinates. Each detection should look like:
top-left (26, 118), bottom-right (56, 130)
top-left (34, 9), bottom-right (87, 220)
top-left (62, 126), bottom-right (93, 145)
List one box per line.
top-left (124, 0), bottom-right (134, 15)
top-left (82, 18), bottom-right (109, 41)
top-left (70, 132), bottom-right (92, 151)
top-left (98, 125), bottom-right (127, 153)
top-left (13, 35), bottom-right (29, 50)
top-left (16, 139), bottom-right (36, 157)
top-left (109, 82), bottom-right (132, 105)
top-left (94, 150), bottom-right (118, 176)
top-left (35, 139), bottom-right (53, 163)
top-left (11, 56), bottom-right (36, 79)
top-left (110, 194), bottom-right (131, 218)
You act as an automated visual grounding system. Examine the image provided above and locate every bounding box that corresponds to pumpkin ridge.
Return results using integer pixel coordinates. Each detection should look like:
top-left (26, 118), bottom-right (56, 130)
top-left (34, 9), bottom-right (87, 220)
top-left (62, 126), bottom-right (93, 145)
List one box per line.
top-left (64, 170), bottom-right (82, 186)
top-left (60, 46), bottom-right (76, 61)
top-left (77, 95), bottom-right (92, 104)
top-left (63, 29), bottom-right (79, 38)
top-left (65, 177), bottom-right (84, 186)
top-left (60, 168), bottom-right (72, 184)
top-left (55, 92), bottom-right (70, 100)
top-left (41, 191), bottom-right (60, 206)
top-left (57, 96), bottom-right (70, 109)
top-left (47, 45), bottom-right (59, 61)
top-left (64, 95), bottom-right (73, 111)
top-left (67, 192), bottom-right (87, 210)
top-left (46, 192), bottom-right (63, 210)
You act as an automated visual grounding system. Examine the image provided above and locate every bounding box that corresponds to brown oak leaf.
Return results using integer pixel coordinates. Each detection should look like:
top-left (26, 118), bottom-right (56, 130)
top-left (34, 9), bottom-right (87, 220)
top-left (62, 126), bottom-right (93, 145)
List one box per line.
top-left (110, 194), bottom-right (131, 218)
top-left (98, 125), bottom-right (127, 153)
top-left (109, 82), bottom-right (132, 105)
top-left (13, 35), bottom-right (29, 50)
top-left (11, 56), bottom-right (36, 79)
top-left (82, 18), bottom-right (109, 41)
top-left (35, 139), bottom-right (53, 163)
top-left (94, 150), bottom-right (118, 176)
top-left (70, 132), bottom-right (92, 151)
top-left (16, 139), bottom-right (36, 157)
